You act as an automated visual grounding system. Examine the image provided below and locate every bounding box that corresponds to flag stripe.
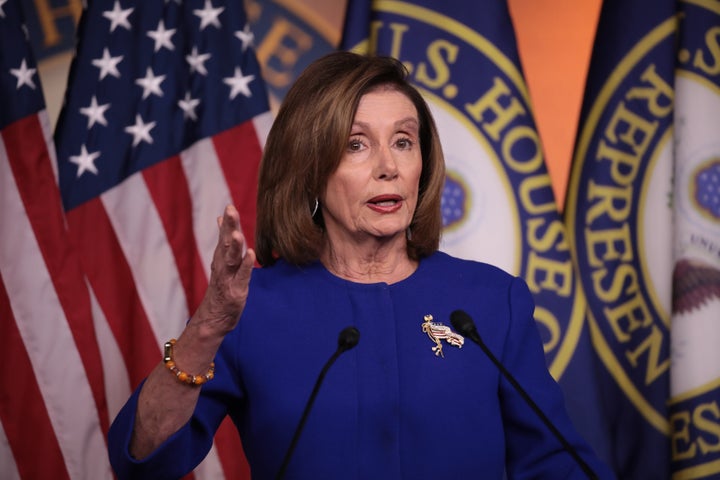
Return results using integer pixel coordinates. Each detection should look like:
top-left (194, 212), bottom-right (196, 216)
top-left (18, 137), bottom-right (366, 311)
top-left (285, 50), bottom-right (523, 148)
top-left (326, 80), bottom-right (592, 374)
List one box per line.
top-left (69, 149), bottom-right (245, 479)
top-left (0, 275), bottom-right (70, 480)
top-left (212, 121), bottom-right (264, 248)
top-left (67, 200), bottom-right (159, 386)
top-left (1, 122), bottom-right (111, 479)
top-left (141, 148), bottom-right (234, 480)
top-left (90, 283), bottom-right (134, 420)
top-left (144, 155), bottom-right (209, 312)
top-left (191, 445), bottom-right (226, 480)
top-left (179, 136), bottom-right (233, 278)
top-left (103, 174), bottom-right (190, 343)
top-left (176, 134), bottom-right (254, 479)
top-left (213, 419), bottom-right (251, 480)
top-left (66, 195), bottom-right (229, 480)
top-left (0, 417), bottom-right (21, 480)
top-left (2, 114), bottom-right (110, 434)
top-left (1, 2), bottom-right (112, 472)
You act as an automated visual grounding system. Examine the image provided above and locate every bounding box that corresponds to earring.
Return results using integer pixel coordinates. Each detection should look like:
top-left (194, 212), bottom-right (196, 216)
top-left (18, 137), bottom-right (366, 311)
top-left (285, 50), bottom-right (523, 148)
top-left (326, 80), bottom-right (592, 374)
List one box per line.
top-left (311, 198), bottom-right (319, 218)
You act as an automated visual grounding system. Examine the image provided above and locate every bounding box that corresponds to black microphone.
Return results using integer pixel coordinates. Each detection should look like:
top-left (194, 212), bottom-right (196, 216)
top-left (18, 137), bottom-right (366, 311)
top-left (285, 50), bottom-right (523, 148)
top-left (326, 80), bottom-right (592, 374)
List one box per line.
top-left (450, 310), bottom-right (598, 480)
top-left (275, 326), bottom-right (360, 480)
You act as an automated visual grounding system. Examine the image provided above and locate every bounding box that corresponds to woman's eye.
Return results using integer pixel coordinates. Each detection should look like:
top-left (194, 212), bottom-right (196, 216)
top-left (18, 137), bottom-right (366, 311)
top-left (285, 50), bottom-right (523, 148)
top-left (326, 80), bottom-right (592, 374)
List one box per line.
top-left (396, 137), bottom-right (413, 149)
top-left (348, 139), bottom-right (363, 151)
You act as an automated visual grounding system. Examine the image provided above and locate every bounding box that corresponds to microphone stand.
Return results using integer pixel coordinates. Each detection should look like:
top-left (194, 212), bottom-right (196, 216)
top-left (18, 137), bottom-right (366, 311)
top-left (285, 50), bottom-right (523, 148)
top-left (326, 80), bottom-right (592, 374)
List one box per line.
top-left (275, 326), bottom-right (360, 480)
top-left (451, 310), bottom-right (598, 480)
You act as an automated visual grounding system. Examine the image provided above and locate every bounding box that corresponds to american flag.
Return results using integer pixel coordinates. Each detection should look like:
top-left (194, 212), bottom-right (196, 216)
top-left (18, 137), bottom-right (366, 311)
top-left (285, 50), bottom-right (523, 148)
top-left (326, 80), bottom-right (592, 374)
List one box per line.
top-left (1, 0), bottom-right (110, 478)
top-left (2, 0), bottom-right (271, 478)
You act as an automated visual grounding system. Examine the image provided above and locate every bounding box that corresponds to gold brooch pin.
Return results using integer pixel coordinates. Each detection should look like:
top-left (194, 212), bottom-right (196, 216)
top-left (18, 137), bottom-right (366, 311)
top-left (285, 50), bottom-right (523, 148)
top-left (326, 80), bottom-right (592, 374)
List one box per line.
top-left (422, 314), bottom-right (464, 357)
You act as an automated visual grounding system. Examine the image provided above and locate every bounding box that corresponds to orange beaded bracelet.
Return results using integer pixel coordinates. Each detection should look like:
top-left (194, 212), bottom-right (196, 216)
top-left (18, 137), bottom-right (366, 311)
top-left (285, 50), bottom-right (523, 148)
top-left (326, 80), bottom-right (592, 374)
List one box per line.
top-left (163, 339), bottom-right (215, 386)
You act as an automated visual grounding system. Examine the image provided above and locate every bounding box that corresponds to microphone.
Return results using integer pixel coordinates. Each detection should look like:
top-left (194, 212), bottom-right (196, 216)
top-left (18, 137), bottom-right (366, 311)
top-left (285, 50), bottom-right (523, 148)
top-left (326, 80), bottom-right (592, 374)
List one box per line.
top-left (275, 326), bottom-right (360, 480)
top-left (450, 310), bottom-right (598, 480)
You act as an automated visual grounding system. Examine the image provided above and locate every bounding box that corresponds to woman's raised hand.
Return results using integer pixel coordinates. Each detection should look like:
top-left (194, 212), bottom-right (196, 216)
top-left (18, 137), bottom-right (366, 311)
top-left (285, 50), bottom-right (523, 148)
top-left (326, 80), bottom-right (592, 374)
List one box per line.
top-left (194, 204), bottom-right (256, 337)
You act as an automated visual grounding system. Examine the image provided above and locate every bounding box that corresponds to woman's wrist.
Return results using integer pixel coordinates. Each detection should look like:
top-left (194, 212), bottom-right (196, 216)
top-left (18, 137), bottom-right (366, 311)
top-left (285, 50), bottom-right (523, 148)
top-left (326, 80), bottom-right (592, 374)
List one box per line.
top-left (169, 322), bottom-right (225, 372)
top-left (163, 339), bottom-right (215, 386)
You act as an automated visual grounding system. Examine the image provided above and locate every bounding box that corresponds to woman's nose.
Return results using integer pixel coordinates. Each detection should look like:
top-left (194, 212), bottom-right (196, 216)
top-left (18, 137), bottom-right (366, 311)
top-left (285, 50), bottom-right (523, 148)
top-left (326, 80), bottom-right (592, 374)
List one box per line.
top-left (374, 145), bottom-right (399, 180)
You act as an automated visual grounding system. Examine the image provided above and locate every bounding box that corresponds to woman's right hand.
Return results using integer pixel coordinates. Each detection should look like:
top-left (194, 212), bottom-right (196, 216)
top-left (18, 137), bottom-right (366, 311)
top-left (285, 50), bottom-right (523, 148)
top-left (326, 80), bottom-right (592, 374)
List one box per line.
top-left (192, 204), bottom-right (256, 338)
top-left (130, 206), bottom-right (254, 460)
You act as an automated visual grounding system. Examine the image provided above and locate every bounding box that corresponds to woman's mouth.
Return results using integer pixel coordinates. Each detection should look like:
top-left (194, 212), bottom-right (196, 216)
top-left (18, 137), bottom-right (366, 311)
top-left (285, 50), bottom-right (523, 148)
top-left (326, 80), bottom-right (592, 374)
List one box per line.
top-left (367, 195), bottom-right (403, 212)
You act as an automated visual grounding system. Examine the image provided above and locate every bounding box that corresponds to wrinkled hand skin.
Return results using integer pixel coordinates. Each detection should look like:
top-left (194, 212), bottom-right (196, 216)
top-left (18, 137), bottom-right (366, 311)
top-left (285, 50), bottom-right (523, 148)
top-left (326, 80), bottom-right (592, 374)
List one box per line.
top-left (129, 205), bottom-right (255, 461)
top-left (195, 204), bottom-right (256, 338)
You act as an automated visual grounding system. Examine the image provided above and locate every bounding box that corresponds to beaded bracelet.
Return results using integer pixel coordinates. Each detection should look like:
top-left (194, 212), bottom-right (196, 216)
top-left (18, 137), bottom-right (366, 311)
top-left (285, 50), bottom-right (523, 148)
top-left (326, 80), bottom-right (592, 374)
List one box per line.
top-left (163, 339), bottom-right (215, 386)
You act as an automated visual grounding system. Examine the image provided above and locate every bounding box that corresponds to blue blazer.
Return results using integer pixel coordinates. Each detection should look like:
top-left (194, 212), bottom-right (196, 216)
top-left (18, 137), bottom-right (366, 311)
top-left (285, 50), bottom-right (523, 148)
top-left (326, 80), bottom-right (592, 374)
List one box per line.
top-left (109, 251), bottom-right (615, 479)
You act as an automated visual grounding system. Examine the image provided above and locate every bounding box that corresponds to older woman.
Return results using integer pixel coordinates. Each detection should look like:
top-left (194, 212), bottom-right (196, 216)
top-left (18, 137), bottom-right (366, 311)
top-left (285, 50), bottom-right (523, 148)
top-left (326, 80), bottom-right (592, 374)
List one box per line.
top-left (108, 52), bottom-right (614, 479)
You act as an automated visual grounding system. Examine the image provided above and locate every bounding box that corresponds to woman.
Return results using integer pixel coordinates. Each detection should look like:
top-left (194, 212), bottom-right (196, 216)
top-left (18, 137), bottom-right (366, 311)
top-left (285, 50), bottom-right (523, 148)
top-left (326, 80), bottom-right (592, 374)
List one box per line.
top-left (108, 51), bottom-right (614, 479)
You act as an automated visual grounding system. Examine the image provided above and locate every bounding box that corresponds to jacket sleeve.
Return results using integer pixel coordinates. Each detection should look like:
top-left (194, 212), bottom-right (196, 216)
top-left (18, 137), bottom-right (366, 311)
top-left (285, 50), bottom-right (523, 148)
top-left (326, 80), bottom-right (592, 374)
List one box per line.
top-left (500, 276), bottom-right (617, 480)
top-left (107, 337), bottom-right (243, 480)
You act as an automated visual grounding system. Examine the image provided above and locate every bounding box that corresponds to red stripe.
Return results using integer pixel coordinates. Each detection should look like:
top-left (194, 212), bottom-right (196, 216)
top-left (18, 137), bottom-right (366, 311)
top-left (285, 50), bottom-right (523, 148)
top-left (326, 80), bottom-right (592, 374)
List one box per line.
top-left (215, 417), bottom-right (251, 479)
top-left (2, 115), bottom-right (110, 435)
top-left (144, 151), bottom-right (253, 478)
top-left (143, 156), bottom-right (208, 312)
top-left (67, 199), bottom-right (198, 480)
top-left (67, 200), bottom-right (160, 387)
top-left (0, 275), bottom-right (71, 480)
top-left (212, 122), bottom-right (262, 249)
top-left (209, 124), bottom-right (259, 478)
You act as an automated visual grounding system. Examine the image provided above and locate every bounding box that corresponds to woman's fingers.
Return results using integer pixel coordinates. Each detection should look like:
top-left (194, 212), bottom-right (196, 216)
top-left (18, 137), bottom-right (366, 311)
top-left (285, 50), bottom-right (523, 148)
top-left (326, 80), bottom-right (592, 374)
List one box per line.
top-left (215, 205), bottom-right (248, 270)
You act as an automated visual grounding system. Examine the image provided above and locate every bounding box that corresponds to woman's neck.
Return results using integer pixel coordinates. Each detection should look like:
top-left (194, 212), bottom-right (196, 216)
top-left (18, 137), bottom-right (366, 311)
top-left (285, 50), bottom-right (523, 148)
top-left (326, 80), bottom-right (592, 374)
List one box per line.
top-left (320, 238), bottom-right (417, 284)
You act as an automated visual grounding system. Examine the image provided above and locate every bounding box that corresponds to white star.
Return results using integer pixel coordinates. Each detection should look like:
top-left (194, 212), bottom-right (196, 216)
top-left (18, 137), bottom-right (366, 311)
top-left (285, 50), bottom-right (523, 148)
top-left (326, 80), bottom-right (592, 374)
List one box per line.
top-left (234, 24), bottom-right (254, 51)
top-left (91, 48), bottom-right (123, 80)
top-left (223, 67), bottom-right (254, 99)
top-left (193, 0), bottom-right (224, 31)
top-left (9, 59), bottom-right (37, 90)
top-left (79, 95), bottom-right (110, 128)
top-left (69, 145), bottom-right (101, 177)
top-left (147, 20), bottom-right (176, 52)
top-left (185, 46), bottom-right (211, 76)
top-left (135, 67), bottom-right (166, 99)
top-left (102, 0), bottom-right (134, 32)
top-left (125, 114), bottom-right (156, 147)
top-left (0, 0), bottom-right (8, 18)
top-left (178, 92), bottom-right (200, 121)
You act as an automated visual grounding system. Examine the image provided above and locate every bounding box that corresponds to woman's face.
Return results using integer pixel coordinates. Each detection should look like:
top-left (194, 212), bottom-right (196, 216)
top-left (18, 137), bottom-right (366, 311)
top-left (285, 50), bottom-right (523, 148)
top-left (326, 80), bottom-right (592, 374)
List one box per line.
top-left (321, 87), bottom-right (422, 248)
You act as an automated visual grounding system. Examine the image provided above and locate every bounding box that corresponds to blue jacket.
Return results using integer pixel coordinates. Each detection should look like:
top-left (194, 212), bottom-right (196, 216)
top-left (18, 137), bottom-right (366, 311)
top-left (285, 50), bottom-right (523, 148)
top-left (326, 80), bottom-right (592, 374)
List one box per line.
top-left (108, 251), bottom-right (615, 479)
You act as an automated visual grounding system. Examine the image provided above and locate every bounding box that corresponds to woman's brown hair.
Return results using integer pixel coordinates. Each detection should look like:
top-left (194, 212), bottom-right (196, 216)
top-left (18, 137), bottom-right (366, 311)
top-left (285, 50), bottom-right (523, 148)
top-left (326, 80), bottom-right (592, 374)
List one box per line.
top-left (255, 51), bottom-right (445, 266)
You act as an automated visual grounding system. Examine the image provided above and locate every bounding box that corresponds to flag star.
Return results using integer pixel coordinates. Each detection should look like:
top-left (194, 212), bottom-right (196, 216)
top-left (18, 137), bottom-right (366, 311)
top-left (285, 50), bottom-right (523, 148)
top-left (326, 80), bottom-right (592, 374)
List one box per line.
top-left (193, 0), bottom-right (224, 31)
top-left (178, 92), bottom-right (200, 121)
top-left (79, 95), bottom-right (111, 128)
top-left (92, 48), bottom-right (123, 80)
top-left (135, 67), bottom-right (166, 99)
top-left (234, 24), bottom-right (254, 51)
top-left (0, 0), bottom-right (7, 18)
top-left (102, 0), bottom-right (134, 32)
top-left (9, 59), bottom-right (37, 90)
top-left (147, 20), bottom-right (176, 52)
top-left (186, 46), bottom-right (211, 76)
top-left (69, 145), bottom-right (101, 177)
top-left (125, 114), bottom-right (156, 146)
top-left (223, 67), bottom-right (255, 99)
